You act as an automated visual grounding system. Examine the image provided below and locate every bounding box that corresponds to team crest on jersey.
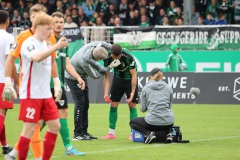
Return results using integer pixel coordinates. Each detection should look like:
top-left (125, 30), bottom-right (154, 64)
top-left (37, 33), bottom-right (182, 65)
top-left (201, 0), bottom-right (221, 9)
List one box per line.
top-left (27, 45), bottom-right (35, 52)
top-left (10, 43), bottom-right (18, 51)
top-left (122, 62), bottom-right (125, 67)
top-left (59, 100), bottom-right (65, 106)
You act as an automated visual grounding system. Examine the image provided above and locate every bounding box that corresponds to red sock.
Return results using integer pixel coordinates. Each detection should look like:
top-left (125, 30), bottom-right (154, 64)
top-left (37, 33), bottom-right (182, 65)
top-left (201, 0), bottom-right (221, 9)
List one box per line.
top-left (18, 136), bottom-right (31, 160)
top-left (42, 132), bottom-right (57, 160)
top-left (0, 125), bottom-right (7, 146)
top-left (0, 114), bottom-right (6, 146)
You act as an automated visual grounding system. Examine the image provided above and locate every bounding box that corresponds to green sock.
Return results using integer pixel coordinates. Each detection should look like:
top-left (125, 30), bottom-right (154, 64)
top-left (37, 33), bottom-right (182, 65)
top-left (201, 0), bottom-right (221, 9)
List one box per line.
top-left (130, 107), bottom-right (138, 120)
top-left (41, 121), bottom-right (46, 131)
top-left (60, 118), bottom-right (72, 149)
top-left (130, 108), bottom-right (138, 132)
top-left (109, 107), bottom-right (118, 129)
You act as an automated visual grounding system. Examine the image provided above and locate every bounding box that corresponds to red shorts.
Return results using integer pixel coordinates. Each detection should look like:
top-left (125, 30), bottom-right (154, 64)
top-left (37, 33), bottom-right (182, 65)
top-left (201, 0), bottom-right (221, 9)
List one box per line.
top-left (0, 83), bottom-right (14, 109)
top-left (19, 98), bottom-right (59, 122)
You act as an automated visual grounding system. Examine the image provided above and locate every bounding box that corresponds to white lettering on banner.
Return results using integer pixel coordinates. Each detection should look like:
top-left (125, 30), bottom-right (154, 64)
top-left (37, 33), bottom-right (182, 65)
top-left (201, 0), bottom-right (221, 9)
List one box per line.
top-left (156, 29), bottom-right (240, 45)
top-left (156, 31), bottom-right (208, 45)
top-left (61, 29), bottom-right (80, 36)
top-left (173, 92), bottom-right (195, 99)
top-left (138, 77), bottom-right (150, 88)
top-left (163, 77), bottom-right (187, 88)
top-left (196, 62), bottom-right (240, 72)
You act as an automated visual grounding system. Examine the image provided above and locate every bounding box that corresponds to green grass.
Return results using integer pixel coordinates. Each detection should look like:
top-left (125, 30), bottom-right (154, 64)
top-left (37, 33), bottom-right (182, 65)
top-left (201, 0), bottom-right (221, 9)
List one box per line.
top-left (3, 104), bottom-right (240, 160)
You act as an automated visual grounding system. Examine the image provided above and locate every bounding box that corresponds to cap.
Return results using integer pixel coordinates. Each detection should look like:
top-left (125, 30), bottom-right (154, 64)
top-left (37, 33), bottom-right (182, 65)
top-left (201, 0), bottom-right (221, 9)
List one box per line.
top-left (150, 68), bottom-right (162, 76)
top-left (93, 46), bottom-right (108, 60)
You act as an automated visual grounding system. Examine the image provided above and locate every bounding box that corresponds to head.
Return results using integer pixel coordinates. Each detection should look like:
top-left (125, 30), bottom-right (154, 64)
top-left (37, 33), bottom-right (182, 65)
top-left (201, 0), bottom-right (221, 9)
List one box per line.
top-left (92, 47), bottom-right (108, 60)
top-left (170, 44), bottom-right (179, 54)
top-left (32, 12), bottom-right (53, 41)
top-left (111, 44), bottom-right (122, 59)
top-left (52, 11), bottom-right (64, 34)
top-left (178, 18), bottom-right (183, 25)
top-left (114, 17), bottom-right (121, 26)
top-left (150, 68), bottom-right (163, 81)
top-left (29, 4), bottom-right (46, 23)
top-left (0, 10), bottom-right (9, 28)
top-left (66, 15), bottom-right (72, 23)
top-left (23, 11), bottom-right (29, 19)
top-left (206, 12), bottom-right (213, 20)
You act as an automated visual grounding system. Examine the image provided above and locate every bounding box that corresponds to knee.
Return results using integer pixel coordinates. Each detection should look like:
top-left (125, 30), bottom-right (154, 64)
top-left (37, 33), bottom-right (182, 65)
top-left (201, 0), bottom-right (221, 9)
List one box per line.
top-left (48, 121), bottom-right (61, 134)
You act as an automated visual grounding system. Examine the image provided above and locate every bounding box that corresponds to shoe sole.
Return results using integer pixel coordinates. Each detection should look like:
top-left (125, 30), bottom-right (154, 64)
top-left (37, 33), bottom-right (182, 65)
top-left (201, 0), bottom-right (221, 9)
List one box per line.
top-left (165, 139), bottom-right (173, 143)
top-left (145, 136), bottom-right (156, 144)
top-left (66, 153), bottom-right (86, 156)
top-left (72, 138), bottom-right (92, 141)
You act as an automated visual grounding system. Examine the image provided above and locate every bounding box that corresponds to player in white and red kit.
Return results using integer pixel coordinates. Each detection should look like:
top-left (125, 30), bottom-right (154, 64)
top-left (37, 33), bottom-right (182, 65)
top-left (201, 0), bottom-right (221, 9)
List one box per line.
top-left (3, 12), bottom-right (68, 160)
top-left (0, 10), bottom-right (17, 155)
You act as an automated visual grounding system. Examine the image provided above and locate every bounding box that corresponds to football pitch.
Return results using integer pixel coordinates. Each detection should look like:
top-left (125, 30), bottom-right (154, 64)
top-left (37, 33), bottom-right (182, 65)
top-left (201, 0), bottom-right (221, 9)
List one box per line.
top-left (3, 104), bottom-right (240, 160)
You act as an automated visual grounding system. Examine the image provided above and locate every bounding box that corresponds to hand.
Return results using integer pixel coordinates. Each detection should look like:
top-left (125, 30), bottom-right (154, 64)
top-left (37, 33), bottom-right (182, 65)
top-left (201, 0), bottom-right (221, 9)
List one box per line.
top-left (104, 95), bottom-right (111, 103)
top-left (77, 77), bottom-right (85, 90)
top-left (53, 77), bottom-right (62, 102)
top-left (2, 77), bottom-right (17, 101)
top-left (56, 36), bottom-right (68, 50)
top-left (109, 59), bottom-right (121, 68)
top-left (126, 93), bottom-right (134, 103)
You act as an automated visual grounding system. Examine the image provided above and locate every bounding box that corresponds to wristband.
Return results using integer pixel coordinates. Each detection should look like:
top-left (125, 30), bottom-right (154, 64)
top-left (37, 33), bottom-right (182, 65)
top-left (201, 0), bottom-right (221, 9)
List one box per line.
top-left (5, 77), bottom-right (12, 83)
top-left (53, 77), bottom-right (60, 85)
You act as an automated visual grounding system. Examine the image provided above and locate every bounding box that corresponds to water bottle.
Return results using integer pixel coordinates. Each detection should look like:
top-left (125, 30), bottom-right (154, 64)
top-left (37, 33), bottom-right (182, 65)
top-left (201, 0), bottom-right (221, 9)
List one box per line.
top-left (172, 128), bottom-right (176, 142)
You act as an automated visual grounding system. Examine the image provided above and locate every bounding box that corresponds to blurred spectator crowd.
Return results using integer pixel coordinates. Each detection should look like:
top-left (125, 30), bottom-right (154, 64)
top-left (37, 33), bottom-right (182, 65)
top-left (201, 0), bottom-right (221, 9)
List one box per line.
top-left (0, 0), bottom-right (239, 30)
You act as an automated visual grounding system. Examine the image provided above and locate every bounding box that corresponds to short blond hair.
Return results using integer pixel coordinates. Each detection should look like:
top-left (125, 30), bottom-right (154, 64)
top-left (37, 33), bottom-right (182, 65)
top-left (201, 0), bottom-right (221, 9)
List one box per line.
top-left (93, 47), bottom-right (108, 60)
top-left (32, 12), bottom-right (53, 28)
top-left (52, 11), bottom-right (64, 18)
top-left (30, 4), bottom-right (46, 14)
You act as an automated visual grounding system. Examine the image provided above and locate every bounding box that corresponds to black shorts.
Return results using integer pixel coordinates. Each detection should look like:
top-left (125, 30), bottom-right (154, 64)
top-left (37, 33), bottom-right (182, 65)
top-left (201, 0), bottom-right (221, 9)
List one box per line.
top-left (51, 87), bottom-right (68, 109)
top-left (110, 76), bottom-right (138, 103)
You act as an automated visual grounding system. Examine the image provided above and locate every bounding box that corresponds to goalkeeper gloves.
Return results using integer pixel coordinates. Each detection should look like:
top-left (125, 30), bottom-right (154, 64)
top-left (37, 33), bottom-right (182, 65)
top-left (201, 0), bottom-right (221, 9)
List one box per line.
top-left (109, 59), bottom-right (121, 68)
top-left (53, 77), bottom-right (62, 102)
top-left (2, 77), bottom-right (17, 101)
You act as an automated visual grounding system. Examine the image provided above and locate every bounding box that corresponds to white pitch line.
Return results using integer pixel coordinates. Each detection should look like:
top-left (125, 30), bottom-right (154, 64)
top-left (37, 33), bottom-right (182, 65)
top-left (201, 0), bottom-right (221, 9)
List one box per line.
top-left (27, 135), bottom-right (240, 160)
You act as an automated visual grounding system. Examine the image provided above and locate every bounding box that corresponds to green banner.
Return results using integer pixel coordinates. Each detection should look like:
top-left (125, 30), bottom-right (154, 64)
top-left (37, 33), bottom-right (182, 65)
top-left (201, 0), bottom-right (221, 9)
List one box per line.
top-left (155, 26), bottom-right (240, 50)
top-left (113, 27), bottom-right (156, 50)
top-left (131, 50), bottom-right (240, 72)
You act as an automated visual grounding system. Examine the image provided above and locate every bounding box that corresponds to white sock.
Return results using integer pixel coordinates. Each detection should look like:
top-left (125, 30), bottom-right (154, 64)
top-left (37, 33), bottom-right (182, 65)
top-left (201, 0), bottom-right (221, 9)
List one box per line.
top-left (8, 149), bottom-right (18, 157)
top-left (66, 145), bottom-right (73, 151)
top-left (2, 144), bottom-right (8, 147)
top-left (109, 128), bottom-right (115, 135)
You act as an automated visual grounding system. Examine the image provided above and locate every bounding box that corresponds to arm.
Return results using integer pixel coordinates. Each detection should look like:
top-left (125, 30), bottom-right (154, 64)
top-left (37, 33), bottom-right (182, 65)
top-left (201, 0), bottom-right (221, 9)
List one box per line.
top-left (65, 57), bottom-right (85, 89)
top-left (126, 68), bottom-right (137, 103)
top-left (51, 58), bottom-right (58, 78)
top-left (99, 41), bottom-right (112, 50)
top-left (31, 37), bottom-right (68, 62)
top-left (140, 87), bottom-right (147, 112)
top-left (51, 57), bottom-right (62, 102)
top-left (103, 71), bottom-right (111, 102)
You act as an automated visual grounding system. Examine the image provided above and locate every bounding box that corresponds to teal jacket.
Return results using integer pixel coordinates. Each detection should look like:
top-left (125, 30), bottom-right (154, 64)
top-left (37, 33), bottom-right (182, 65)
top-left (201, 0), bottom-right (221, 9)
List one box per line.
top-left (166, 44), bottom-right (185, 72)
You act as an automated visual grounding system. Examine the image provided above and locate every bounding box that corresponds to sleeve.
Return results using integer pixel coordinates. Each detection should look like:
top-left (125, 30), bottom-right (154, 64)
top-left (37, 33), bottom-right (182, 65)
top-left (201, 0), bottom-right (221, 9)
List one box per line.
top-left (10, 34), bottom-right (23, 58)
top-left (21, 42), bottom-right (38, 61)
top-left (140, 87), bottom-right (148, 112)
top-left (166, 54), bottom-right (172, 65)
top-left (82, 63), bottom-right (103, 79)
top-left (48, 34), bottom-right (56, 58)
top-left (179, 54), bottom-right (185, 63)
top-left (100, 41), bottom-right (112, 50)
top-left (128, 56), bottom-right (136, 70)
top-left (5, 35), bottom-right (14, 56)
